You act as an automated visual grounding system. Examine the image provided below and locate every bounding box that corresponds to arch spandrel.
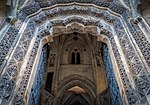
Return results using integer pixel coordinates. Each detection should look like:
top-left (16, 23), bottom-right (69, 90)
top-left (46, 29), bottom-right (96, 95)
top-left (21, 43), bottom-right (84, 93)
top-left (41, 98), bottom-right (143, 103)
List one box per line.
top-left (0, 1), bottom-right (149, 105)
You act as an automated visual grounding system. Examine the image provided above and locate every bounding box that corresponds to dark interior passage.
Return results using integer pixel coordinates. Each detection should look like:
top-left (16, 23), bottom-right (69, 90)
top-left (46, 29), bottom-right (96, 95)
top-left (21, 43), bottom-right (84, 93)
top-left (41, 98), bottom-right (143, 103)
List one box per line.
top-left (45, 72), bottom-right (54, 93)
top-left (61, 93), bottom-right (90, 105)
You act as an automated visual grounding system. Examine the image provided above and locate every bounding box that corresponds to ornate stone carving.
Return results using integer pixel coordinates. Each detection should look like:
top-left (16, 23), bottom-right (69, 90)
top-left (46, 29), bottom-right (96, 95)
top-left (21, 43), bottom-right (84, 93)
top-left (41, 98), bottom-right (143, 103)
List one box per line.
top-left (102, 43), bottom-right (123, 105)
top-left (0, 75), bottom-right (13, 100)
top-left (113, 19), bottom-right (150, 101)
top-left (109, 37), bottom-right (139, 105)
top-left (130, 22), bottom-right (150, 67)
top-left (28, 45), bottom-right (47, 105)
top-left (0, 21), bottom-right (36, 103)
top-left (0, 26), bottom-right (19, 72)
top-left (0, 1), bottom-right (149, 105)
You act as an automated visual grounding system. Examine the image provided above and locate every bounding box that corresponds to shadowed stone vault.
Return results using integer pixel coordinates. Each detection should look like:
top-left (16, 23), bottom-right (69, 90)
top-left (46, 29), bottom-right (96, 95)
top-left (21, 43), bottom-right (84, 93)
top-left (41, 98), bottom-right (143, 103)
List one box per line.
top-left (0, 0), bottom-right (150, 105)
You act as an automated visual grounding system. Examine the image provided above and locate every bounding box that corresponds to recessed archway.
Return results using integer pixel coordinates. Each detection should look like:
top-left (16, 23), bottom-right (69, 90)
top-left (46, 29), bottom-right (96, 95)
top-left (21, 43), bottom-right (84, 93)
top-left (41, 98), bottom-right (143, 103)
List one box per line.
top-left (34, 31), bottom-right (122, 105)
top-left (15, 18), bottom-right (133, 105)
top-left (61, 86), bottom-right (91, 105)
top-left (0, 2), bottom-right (149, 105)
top-left (56, 75), bottom-right (96, 105)
top-left (62, 93), bottom-right (90, 105)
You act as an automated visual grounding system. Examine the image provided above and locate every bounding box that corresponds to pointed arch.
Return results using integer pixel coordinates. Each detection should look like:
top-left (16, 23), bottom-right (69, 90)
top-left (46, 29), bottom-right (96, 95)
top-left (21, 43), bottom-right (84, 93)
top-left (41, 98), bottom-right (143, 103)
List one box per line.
top-left (0, 2), bottom-right (149, 105)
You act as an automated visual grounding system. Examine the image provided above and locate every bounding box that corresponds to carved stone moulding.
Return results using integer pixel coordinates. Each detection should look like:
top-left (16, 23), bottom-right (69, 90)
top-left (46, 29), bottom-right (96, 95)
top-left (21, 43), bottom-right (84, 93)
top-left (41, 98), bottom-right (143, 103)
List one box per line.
top-left (16, 2), bottom-right (149, 71)
top-left (11, 21), bottom-right (136, 105)
top-left (16, 3), bottom-right (150, 70)
top-left (0, 26), bottom-right (19, 72)
top-left (23, 4), bottom-right (149, 71)
top-left (19, 0), bottom-right (126, 19)
top-left (0, 2), bottom-right (149, 105)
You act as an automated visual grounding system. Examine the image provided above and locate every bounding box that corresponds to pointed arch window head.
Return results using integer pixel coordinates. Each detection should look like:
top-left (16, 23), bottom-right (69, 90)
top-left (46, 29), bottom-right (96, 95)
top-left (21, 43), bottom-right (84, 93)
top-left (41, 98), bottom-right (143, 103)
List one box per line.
top-left (71, 51), bottom-right (81, 64)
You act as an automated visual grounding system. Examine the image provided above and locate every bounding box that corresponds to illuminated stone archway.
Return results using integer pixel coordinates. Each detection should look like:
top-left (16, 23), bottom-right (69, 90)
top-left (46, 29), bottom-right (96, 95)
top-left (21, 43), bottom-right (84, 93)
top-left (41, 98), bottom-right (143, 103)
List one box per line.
top-left (55, 74), bottom-right (96, 105)
top-left (0, 1), bottom-right (150, 105)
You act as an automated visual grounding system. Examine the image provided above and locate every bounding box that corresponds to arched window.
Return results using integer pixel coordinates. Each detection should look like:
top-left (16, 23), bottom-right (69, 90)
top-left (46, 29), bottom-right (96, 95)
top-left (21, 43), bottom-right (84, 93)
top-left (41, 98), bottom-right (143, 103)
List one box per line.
top-left (71, 52), bottom-right (81, 64)
top-left (71, 52), bottom-right (75, 64)
top-left (77, 52), bottom-right (80, 64)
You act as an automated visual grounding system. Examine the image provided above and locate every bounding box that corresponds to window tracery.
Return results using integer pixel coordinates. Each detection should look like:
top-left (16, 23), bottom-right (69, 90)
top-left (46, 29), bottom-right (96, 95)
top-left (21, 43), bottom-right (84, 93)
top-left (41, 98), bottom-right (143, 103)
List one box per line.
top-left (71, 50), bottom-right (81, 64)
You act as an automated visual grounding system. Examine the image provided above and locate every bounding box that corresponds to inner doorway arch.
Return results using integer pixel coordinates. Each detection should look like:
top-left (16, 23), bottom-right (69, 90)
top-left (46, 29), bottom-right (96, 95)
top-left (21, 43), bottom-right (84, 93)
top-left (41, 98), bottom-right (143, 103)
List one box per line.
top-left (55, 74), bottom-right (96, 105)
top-left (34, 31), bottom-right (122, 105)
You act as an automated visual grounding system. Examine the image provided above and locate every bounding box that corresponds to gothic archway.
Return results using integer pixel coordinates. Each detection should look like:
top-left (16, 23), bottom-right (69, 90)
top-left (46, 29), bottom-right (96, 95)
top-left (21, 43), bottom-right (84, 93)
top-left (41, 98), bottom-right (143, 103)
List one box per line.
top-left (61, 93), bottom-right (90, 105)
top-left (0, 1), bottom-right (149, 105)
top-left (55, 74), bottom-right (96, 105)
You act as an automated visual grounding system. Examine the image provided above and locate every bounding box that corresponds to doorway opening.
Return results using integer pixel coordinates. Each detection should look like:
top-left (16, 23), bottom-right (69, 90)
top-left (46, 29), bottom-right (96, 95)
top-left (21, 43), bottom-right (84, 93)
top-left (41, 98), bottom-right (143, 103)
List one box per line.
top-left (60, 86), bottom-right (91, 105)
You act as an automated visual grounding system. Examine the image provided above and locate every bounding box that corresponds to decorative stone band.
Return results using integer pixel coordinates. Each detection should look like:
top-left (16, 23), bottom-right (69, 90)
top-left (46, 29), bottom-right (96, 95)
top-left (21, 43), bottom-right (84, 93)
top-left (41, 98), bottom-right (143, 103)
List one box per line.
top-left (0, 3), bottom-right (149, 105)
top-left (18, 1), bottom-right (126, 19)
top-left (0, 26), bottom-right (19, 72)
top-left (15, 2), bottom-right (150, 70)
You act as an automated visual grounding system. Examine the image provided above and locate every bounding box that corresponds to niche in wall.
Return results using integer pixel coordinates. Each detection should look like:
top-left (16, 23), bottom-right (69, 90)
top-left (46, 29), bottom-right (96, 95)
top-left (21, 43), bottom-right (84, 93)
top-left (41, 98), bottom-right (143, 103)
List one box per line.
top-left (45, 72), bottom-right (54, 93)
